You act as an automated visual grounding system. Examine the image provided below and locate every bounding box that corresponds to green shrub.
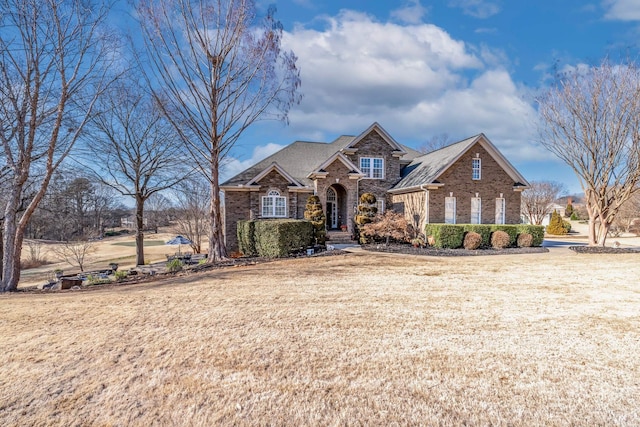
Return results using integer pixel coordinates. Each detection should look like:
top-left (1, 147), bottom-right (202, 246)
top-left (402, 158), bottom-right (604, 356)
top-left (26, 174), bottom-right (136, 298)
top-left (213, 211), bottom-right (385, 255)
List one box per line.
top-left (114, 270), bottom-right (128, 281)
top-left (237, 220), bottom-right (257, 256)
top-left (516, 233), bottom-right (533, 248)
top-left (355, 193), bottom-right (378, 244)
top-left (491, 230), bottom-right (511, 249)
top-left (241, 219), bottom-right (313, 258)
top-left (546, 210), bottom-right (568, 235)
top-left (565, 202), bottom-right (574, 218)
top-left (86, 275), bottom-right (111, 286)
top-left (424, 224), bottom-right (465, 249)
top-left (463, 231), bottom-right (482, 250)
top-left (490, 225), bottom-right (518, 246)
top-left (462, 224), bottom-right (492, 247)
top-left (304, 195), bottom-right (326, 245)
top-left (516, 224), bottom-right (544, 247)
top-left (166, 258), bottom-right (183, 273)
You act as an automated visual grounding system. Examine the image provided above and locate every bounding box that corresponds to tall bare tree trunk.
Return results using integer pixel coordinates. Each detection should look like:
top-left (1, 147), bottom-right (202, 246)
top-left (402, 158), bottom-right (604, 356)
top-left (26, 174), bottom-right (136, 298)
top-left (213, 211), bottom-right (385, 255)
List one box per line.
top-left (209, 157), bottom-right (227, 261)
top-left (135, 194), bottom-right (145, 266)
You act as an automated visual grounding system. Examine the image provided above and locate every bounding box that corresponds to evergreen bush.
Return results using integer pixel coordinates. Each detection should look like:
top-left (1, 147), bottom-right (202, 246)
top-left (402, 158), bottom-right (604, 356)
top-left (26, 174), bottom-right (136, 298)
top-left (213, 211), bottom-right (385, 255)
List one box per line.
top-left (546, 210), bottom-right (568, 235)
top-left (303, 195), bottom-right (327, 245)
top-left (355, 193), bottom-right (377, 244)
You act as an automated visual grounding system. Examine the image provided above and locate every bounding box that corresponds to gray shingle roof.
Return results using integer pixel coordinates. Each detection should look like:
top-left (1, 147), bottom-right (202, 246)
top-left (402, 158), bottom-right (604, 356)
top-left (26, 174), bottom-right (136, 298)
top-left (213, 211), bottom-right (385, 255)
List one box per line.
top-left (393, 135), bottom-right (480, 190)
top-left (221, 136), bottom-right (356, 188)
top-left (222, 133), bottom-right (419, 188)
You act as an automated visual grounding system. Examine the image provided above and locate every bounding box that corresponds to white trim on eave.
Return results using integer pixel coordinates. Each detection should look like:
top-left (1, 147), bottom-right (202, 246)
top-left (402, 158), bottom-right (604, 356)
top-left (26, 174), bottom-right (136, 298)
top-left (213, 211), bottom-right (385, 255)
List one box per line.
top-left (247, 162), bottom-right (303, 187)
top-left (307, 151), bottom-right (364, 179)
top-left (431, 134), bottom-right (530, 187)
top-left (345, 122), bottom-right (407, 155)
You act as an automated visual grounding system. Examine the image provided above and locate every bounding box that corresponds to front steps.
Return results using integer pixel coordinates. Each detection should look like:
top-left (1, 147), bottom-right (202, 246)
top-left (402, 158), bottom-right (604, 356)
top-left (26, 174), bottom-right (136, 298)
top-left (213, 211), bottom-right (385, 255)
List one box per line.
top-left (326, 230), bottom-right (355, 244)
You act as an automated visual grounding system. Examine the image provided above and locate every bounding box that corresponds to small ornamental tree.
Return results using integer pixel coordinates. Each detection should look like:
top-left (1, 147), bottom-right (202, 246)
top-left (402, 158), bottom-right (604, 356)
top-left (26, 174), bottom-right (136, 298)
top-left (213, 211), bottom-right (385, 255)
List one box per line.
top-left (546, 210), bottom-right (568, 235)
top-left (361, 211), bottom-right (409, 246)
top-left (304, 195), bottom-right (326, 245)
top-left (565, 201), bottom-right (574, 218)
top-left (355, 193), bottom-right (377, 244)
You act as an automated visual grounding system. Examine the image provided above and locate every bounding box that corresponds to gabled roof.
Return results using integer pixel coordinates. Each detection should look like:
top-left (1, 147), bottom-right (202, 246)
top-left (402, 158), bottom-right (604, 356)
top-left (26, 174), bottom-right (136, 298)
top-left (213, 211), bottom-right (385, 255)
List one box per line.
top-left (247, 162), bottom-right (302, 187)
top-left (392, 134), bottom-right (530, 192)
top-left (221, 123), bottom-right (420, 190)
top-left (344, 122), bottom-right (407, 155)
top-left (308, 152), bottom-right (363, 179)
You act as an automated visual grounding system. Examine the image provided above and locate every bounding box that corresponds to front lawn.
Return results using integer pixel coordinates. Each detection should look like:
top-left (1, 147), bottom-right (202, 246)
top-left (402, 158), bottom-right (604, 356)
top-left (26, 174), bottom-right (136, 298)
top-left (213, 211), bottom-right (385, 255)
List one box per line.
top-left (1, 251), bottom-right (638, 426)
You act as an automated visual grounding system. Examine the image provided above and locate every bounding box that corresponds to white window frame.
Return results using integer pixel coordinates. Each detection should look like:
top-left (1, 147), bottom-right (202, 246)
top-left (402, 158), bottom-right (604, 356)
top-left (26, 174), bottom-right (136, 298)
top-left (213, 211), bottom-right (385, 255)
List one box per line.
top-left (495, 197), bottom-right (506, 224)
top-left (360, 157), bottom-right (385, 179)
top-left (376, 199), bottom-right (385, 215)
top-left (472, 158), bottom-right (481, 180)
top-left (262, 190), bottom-right (287, 218)
top-left (445, 196), bottom-right (456, 224)
top-left (471, 197), bottom-right (482, 224)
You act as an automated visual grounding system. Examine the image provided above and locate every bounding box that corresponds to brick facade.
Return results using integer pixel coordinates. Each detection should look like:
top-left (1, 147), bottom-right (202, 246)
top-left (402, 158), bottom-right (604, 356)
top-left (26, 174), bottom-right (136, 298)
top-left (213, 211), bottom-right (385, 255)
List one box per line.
top-left (345, 130), bottom-right (402, 210)
top-left (222, 126), bottom-right (526, 252)
top-left (423, 142), bottom-right (521, 224)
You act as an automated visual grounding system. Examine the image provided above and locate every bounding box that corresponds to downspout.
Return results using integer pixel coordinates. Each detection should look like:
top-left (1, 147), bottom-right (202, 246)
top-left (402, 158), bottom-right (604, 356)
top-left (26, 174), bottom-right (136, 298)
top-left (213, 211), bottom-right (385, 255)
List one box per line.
top-left (420, 184), bottom-right (430, 228)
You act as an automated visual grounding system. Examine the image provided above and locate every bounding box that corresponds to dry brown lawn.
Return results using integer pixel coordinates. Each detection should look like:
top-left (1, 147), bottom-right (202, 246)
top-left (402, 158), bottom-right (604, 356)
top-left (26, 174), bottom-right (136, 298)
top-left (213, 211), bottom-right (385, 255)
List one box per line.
top-left (1, 250), bottom-right (639, 426)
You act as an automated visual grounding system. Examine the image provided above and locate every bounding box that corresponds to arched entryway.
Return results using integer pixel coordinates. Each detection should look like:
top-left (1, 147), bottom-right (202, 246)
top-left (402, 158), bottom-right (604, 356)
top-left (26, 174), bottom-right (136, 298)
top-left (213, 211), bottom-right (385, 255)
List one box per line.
top-left (326, 184), bottom-right (347, 230)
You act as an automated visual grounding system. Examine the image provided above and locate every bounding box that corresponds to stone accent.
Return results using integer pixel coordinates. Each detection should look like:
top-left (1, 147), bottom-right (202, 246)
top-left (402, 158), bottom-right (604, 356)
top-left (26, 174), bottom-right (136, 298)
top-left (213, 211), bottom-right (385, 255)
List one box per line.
top-left (425, 142), bottom-right (521, 224)
top-left (316, 160), bottom-right (358, 233)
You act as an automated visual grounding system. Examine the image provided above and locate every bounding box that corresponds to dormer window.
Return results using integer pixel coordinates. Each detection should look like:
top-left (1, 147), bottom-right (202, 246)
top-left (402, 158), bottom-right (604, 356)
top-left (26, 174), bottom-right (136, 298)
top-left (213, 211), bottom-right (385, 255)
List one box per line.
top-left (360, 157), bottom-right (384, 179)
top-left (472, 158), bottom-right (481, 180)
top-left (262, 190), bottom-right (286, 217)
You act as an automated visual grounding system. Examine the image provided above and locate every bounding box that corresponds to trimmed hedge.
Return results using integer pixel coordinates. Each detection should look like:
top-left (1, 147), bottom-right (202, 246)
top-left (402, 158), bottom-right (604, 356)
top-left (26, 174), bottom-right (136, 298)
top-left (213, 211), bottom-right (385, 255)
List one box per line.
top-left (238, 219), bottom-right (313, 258)
top-left (425, 223), bottom-right (545, 248)
top-left (237, 220), bottom-right (257, 256)
top-left (462, 224), bottom-right (492, 247)
top-left (424, 224), bottom-right (465, 249)
top-left (516, 224), bottom-right (544, 247)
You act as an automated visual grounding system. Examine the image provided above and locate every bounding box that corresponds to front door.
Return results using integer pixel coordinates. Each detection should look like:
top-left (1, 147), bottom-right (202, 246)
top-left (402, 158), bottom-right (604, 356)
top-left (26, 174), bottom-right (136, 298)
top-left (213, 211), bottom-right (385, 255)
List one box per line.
top-left (327, 187), bottom-right (338, 229)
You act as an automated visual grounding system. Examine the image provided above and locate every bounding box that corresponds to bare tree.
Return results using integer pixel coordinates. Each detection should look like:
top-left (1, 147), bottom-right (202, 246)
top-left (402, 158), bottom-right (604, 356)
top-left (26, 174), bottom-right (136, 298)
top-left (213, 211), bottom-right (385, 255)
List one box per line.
top-left (0, 0), bottom-right (118, 292)
top-left (521, 180), bottom-right (566, 225)
top-left (136, 0), bottom-right (302, 262)
top-left (418, 133), bottom-right (455, 154)
top-left (172, 179), bottom-right (211, 254)
top-left (537, 58), bottom-right (640, 246)
top-left (51, 238), bottom-right (96, 272)
top-left (85, 80), bottom-right (187, 265)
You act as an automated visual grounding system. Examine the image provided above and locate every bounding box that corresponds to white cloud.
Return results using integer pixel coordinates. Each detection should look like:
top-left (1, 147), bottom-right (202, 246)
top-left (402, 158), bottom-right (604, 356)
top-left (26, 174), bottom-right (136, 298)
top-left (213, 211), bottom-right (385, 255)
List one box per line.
top-left (448, 0), bottom-right (502, 19)
top-left (222, 142), bottom-right (285, 181)
top-left (603, 0), bottom-right (640, 20)
top-left (282, 10), bottom-right (545, 162)
top-left (391, 0), bottom-right (429, 24)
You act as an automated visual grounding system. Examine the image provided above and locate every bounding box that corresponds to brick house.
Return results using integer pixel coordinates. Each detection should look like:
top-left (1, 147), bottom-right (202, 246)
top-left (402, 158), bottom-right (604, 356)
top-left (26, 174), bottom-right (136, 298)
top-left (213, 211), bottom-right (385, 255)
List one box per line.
top-left (221, 122), bottom-right (529, 251)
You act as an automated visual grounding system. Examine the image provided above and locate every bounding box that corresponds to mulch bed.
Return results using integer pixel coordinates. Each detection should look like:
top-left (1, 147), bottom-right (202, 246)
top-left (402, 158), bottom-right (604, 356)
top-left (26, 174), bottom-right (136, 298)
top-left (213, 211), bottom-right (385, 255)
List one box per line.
top-left (569, 246), bottom-right (640, 254)
top-left (362, 244), bottom-right (548, 256)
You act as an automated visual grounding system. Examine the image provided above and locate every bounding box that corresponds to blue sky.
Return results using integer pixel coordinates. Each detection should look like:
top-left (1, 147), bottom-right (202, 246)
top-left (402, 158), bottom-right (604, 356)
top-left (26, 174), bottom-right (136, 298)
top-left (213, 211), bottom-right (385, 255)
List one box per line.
top-left (218, 0), bottom-right (640, 194)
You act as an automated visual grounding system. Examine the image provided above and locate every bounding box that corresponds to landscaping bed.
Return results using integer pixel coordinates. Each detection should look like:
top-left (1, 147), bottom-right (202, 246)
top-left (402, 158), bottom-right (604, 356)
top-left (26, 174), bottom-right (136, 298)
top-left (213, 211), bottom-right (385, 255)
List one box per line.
top-left (362, 243), bottom-right (548, 256)
top-left (569, 246), bottom-right (640, 254)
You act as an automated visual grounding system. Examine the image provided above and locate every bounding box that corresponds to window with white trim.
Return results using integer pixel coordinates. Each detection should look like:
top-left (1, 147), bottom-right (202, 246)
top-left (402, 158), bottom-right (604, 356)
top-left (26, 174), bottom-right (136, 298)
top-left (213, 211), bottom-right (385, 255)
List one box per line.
top-left (262, 190), bottom-right (287, 217)
top-left (376, 199), bottom-right (385, 215)
top-left (495, 197), bottom-right (506, 224)
top-left (360, 157), bottom-right (384, 179)
top-left (472, 158), bottom-right (481, 180)
top-left (445, 196), bottom-right (456, 224)
top-left (471, 197), bottom-right (482, 224)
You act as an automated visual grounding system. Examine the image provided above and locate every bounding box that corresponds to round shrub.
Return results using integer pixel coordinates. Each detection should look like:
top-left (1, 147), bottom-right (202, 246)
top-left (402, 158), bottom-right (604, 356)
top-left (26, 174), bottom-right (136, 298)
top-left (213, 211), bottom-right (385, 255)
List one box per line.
top-left (516, 232), bottom-right (533, 248)
top-left (463, 231), bottom-right (482, 250)
top-left (491, 230), bottom-right (511, 249)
